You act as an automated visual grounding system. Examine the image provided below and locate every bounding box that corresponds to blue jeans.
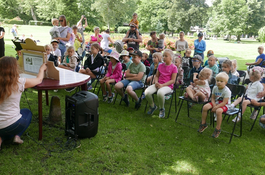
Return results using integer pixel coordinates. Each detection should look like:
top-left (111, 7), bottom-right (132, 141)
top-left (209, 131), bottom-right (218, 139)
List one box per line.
top-left (59, 42), bottom-right (66, 60)
top-left (0, 108), bottom-right (32, 140)
top-left (120, 79), bottom-right (144, 90)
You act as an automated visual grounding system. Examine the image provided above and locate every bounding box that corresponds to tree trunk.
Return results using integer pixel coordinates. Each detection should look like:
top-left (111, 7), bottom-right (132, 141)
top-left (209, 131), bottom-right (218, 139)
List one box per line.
top-left (237, 35), bottom-right (241, 41)
top-left (31, 7), bottom-right (37, 21)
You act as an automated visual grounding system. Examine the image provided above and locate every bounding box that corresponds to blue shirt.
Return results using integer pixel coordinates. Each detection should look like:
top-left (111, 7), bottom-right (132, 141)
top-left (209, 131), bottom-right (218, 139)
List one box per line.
top-left (255, 53), bottom-right (265, 67)
top-left (148, 62), bottom-right (162, 77)
top-left (227, 71), bottom-right (239, 85)
top-left (194, 39), bottom-right (206, 53)
top-left (188, 66), bottom-right (203, 82)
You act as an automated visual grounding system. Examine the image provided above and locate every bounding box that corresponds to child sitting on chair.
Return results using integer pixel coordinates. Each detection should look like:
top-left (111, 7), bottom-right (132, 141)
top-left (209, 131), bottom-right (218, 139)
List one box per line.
top-left (79, 43), bottom-right (104, 79)
top-left (231, 67), bottom-right (264, 122)
top-left (221, 60), bottom-right (238, 85)
top-left (188, 55), bottom-right (203, 83)
top-left (142, 53), bottom-right (150, 67)
top-left (49, 18), bottom-right (60, 39)
top-left (145, 49), bottom-right (178, 118)
top-left (100, 51), bottom-right (122, 103)
top-left (146, 52), bottom-right (163, 85)
top-left (51, 39), bottom-right (61, 64)
top-left (58, 46), bottom-right (77, 71)
top-left (205, 55), bottom-right (219, 77)
top-left (45, 44), bottom-right (58, 67)
top-left (198, 72), bottom-right (231, 138)
top-left (231, 59), bottom-right (239, 77)
top-left (174, 54), bottom-right (183, 86)
top-left (120, 50), bottom-right (132, 69)
top-left (114, 50), bottom-right (146, 109)
top-left (185, 67), bottom-right (212, 102)
top-left (182, 48), bottom-right (193, 69)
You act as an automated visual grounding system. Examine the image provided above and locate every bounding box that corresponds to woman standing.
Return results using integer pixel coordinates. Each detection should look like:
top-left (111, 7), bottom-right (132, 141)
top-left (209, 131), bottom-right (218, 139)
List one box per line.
top-left (54, 15), bottom-right (72, 57)
top-left (194, 32), bottom-right (206, 62)
top-left (0, 22), bottom-right (5, 57)
top-left (175, 31), bottom-right (188, 57)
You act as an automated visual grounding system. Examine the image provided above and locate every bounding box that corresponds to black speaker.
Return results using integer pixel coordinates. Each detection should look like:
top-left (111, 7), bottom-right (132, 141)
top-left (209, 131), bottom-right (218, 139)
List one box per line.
top-left (65, 91), bottom-right (99, 138)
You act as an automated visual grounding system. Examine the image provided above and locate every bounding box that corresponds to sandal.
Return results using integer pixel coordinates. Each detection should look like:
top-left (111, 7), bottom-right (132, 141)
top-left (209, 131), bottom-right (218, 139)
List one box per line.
top-left (198, 123), bottom-right (208, 133)
top-left (102, 93), bottom-right (108, 102)
top-left (212, 128), bottom-right (221, 138)
top-left (184, 92), bottom-right (189, 99)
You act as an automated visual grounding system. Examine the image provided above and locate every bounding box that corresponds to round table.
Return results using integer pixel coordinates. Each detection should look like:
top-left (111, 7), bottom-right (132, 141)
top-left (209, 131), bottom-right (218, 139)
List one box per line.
top-left (20, 67), bottom-right (90, 140)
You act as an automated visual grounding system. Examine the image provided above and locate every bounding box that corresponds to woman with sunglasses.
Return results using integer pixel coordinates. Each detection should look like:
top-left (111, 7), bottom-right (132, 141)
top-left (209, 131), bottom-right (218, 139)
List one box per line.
top-left (54, 15), bottom-right (72, 57)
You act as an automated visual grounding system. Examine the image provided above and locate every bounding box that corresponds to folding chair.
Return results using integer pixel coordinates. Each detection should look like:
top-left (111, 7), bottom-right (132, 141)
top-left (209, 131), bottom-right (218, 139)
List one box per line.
top-left (212, 84), bottom-right (246, 143)
top-left (144, 74), bottom-right (178, 119)
top-left (92, 58), bottom-right (108, 93)
top-left (237, 70), bottom-right (246, 84)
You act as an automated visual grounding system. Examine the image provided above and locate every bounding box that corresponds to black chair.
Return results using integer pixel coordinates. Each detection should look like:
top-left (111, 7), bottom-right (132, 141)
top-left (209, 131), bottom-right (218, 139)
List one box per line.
top-left (92, 58), bottom-right (108, 93)
top-left (144, 74), bottom-right (178, 119)
top-left (212, 84), bottom-right (246, 143)
top-left (237, 70), bottom-right (246, 84)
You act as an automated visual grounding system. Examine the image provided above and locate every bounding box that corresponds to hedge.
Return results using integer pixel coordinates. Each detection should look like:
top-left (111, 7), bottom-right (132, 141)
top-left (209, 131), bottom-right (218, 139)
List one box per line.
top-left (28, 20), bottom-right (52, 26)
top-left (118, 26), bottom-right (129, 34)
top-left (0, 19), bottom-right (24, 25)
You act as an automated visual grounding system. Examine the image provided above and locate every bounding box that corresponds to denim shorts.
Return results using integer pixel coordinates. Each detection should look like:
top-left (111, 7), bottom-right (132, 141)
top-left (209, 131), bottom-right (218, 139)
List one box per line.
top-left (0, 108), bottom-right (32, 140)
top-left (120, 79), bottom-right (144, 90)
top-left (260, 77), bottom-right (265, 84)
top-left (259, 115), bottom-right (265, 129)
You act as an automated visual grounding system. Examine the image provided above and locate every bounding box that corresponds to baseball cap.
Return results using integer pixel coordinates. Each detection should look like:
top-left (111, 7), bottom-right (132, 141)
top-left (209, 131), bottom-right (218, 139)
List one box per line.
top-left (51, 39), bottom-right (59, 43)
top-left (207, 50), bottom-right (214, 57)
top-left (108, 50), bottom-right (120, 61)
top-left (193, 55), bottom-right (203, 62)
top-left (198, 32), bottom-right (203, 37)
top-left (129, 50), bottom-right (142, 57)
top-left (120, 50), bottom-right (129, 56)
top-left (127, 47), bottom-right (134, 51)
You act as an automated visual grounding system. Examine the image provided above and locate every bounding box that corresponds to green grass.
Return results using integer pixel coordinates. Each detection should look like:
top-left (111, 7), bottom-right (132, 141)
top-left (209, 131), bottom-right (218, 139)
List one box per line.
top-left (1, 25), bottom-right (265, 174)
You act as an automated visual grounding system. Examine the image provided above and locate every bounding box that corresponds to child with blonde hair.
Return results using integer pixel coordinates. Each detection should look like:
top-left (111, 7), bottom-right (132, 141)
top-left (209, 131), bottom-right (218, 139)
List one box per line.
top-left (145, 49), bottom-right (178, 118)
top-left (58, 46), bottom-right (77, 71)
top-left (146, 52), bottom-right (163, 85)
top-left (49, 18), bottom-right (61, 39)
top-left (185, 67), bottom-right (212, 102)
top-left (198, 72), bottom-right (231, 138)
top-left (157, 33), bottom-right (165, 51)
top-left (205, 55), bottom-right (219, 77)
top-left (231, 67), bottom-right (264, 122)
top-left (231, 59), bottom-right (239, 77)
top-left (174, 54), bottom-right (183, 86)
top-left (44, 44), bottom-right (58, 66)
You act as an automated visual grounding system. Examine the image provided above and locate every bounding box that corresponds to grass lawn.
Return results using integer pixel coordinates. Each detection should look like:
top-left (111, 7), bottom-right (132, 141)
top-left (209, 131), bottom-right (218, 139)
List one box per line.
top-left (1, 25), bottom-right (265, 174)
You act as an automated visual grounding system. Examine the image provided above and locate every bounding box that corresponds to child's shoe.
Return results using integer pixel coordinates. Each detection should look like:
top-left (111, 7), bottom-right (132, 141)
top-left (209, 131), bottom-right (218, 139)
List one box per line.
top-left (107, 93), bottom-right (114, 103)
top-left (250, 110), bottom-right (258, 120)
top-left (232, 113), bottom-right (241, 122)
top-left (102, 93), bottom-right (108, 102)
top-left (198, 123), bottom-right (208, 133)
top-left (159, 108), bottom-right (165, 118)
top-left (211, 128), bottom-right (221, 138)
top-left (135, 97), bottom-right (142, 110)
top-left (147, 104), bottom-right (157, 115)
top-left (123, 94), bottom-right (129, 107)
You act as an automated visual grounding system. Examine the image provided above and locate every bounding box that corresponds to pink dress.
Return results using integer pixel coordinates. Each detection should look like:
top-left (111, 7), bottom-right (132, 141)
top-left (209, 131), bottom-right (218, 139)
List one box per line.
top-left (105, 62), bottom-right (122, 83)
top-left (157, 63), bottom-right (178, 89)
top-left (91, 34), bottom-right (102, 45)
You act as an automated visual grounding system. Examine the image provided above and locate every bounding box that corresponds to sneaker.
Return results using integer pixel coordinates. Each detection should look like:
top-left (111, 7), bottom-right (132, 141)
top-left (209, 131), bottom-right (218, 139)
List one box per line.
top-left (147, 105), bottom-right (157, 115)
top-left (102, 94), bottom-right (108, 102)
top-left (135, 97), bottom-right (142, 110)
top-left (198, 123), bottom-right (208, 133)
top-left (250, 110), bottom-right (258, 120)
top-left (87, 85), bottom-right (93, 90)
top-left (107, 93), bottom-right (114, 103)
top-left (214, 113), bottom-right (217, 122)
top-left (232, 113), bottom-right (241, 123)
top-left (159, 108), bottom-right (165, 118)
top-left (212, 128), bottom-right (221, 138)
top-left (226, 104), bottom-right (235, 112)
top-left (123, 94), bottom-right (129, 107)
top-left (65, 87), bottom-right (76, 92)
top-left (13, 135), bottom-right (24, 144)
top-left (141, 92), bottom-right (145, 99)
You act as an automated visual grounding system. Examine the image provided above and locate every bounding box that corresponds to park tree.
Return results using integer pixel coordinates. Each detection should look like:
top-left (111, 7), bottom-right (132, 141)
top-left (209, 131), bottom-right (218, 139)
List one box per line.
top-left (92, 0), bottom-right (138, 29)
top-left (167, 0), bottom-right (209, 33)
top-left (36, 0), bottom-right (65, 22)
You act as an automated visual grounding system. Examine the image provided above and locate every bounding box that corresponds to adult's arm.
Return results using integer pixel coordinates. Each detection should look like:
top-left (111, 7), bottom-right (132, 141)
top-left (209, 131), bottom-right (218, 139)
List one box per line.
top-left (146, 40), bottom-right (158, 52)
top-left (108, 36), bottom-right (114, 44)
top-left (55, 32), bottom-right (71, 42)
top-left (0, 31), bottom-right (5, 39)
top-left (246, 58), bottom-right (263, 66)
top-left (122, 31), bottom-right (130, 42)
top-left (76, 33), bottom-right (83, 42)
top-left (25, 64), bottom-right (47, 88)
top-left (83, 18), bottom-right (88, 28)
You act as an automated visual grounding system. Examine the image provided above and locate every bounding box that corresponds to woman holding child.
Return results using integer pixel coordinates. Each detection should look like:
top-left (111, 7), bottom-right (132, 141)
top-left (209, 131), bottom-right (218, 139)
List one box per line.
top-left (146, 31), bottom-right (159, 64)
top-left (55, 15), bottom-right (72, 57)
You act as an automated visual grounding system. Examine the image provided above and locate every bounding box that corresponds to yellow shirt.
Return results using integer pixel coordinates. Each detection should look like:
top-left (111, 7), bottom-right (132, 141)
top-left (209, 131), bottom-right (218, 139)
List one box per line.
top-left (74, 32), bottom-right (82, 51)
top-left (130, 19), bottom-right (139, 29)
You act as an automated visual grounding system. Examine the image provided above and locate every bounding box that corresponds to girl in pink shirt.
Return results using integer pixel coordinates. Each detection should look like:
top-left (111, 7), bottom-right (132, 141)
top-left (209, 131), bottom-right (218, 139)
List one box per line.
top-left (144, 49), bottom-right (178, 118)
top-left (100, 51), bottom-right (122, 103)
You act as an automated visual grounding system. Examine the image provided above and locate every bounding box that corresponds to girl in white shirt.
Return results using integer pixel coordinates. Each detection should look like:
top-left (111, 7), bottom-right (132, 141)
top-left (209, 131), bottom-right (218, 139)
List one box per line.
top-left (0, 56), bottom-right (46, 150)
top-left (232, 66), bottom-right (264, 122)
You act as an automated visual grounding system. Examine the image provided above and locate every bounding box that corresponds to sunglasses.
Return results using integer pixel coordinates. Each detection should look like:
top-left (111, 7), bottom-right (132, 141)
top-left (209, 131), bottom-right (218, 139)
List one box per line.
top-left (59, 20), bottom-right (63, 22)
top-left (192, 59), bottom-right (200, 62)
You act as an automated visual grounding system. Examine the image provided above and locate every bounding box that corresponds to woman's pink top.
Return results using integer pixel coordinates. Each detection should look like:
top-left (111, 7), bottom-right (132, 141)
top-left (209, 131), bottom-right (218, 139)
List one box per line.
top-left (91, 34), bottom-right (102, 45)
top-left (158, 63), bottom-right (178, 89)
top-left (105, 62), bottom-right (122, 83)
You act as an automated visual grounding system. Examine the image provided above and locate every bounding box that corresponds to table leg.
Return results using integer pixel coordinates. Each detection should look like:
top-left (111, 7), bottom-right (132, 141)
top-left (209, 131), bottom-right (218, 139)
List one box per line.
top-left (38, 90), bottom-right (43, 140)
top-left (81, 83), bottom-right (87, 91)
top-left (45, 90), bottom-right (49, 106)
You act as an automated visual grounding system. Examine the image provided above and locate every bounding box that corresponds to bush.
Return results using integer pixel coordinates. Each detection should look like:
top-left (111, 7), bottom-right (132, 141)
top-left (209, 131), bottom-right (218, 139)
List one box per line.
top-left (0, 19), bottom-right (24, 25)
top-left (258, 26), bottom-right (265, 43)
top-left (118, 26), bottom-right (129, 34)
top-left (28, 20), bottom-right (52, 26)
top-left (193, 32), bottom-right (197, 37)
